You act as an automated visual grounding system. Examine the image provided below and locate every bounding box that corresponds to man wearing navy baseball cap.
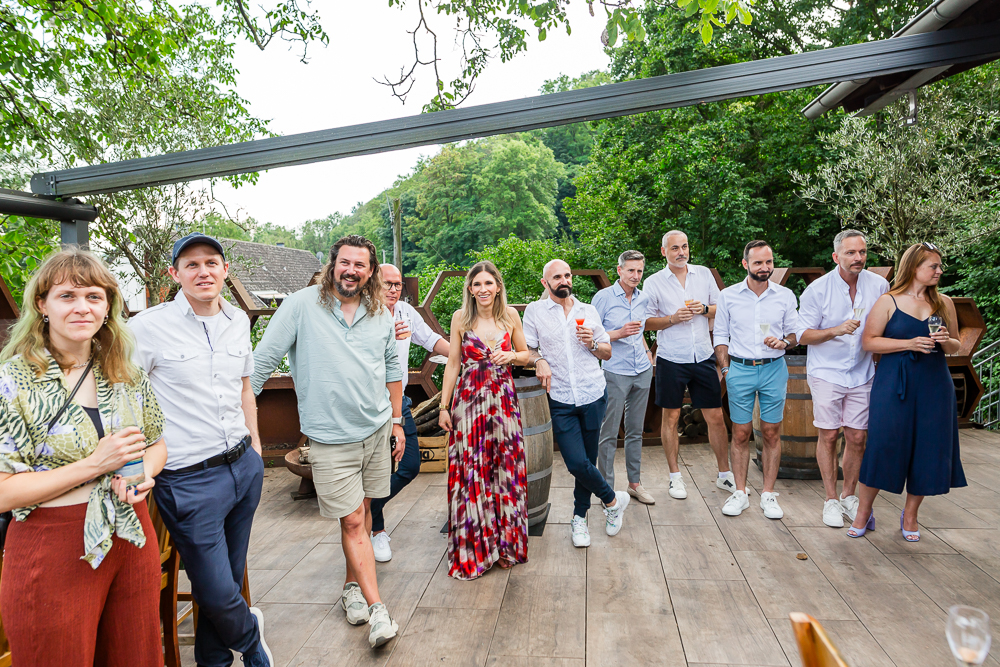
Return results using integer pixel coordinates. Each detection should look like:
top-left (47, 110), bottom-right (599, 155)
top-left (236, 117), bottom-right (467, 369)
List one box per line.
top-left (130, 232), bottom-right (272, 666)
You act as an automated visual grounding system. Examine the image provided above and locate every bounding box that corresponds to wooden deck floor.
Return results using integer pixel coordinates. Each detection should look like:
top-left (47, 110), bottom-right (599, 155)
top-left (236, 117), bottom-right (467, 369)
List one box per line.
top-left (180, 429), bottom-right (1000, 666)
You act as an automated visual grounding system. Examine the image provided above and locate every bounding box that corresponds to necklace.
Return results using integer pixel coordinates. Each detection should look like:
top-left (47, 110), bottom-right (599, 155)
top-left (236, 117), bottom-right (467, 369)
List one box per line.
top-left (905, 291), bottom-right (925, 300)
top-left (67, 359), bottom-right (89, 370)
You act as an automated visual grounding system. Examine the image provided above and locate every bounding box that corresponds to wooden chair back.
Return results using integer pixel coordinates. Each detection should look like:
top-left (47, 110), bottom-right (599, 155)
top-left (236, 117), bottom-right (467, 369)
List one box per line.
top-left (789, 612), bottom-right (850, 667)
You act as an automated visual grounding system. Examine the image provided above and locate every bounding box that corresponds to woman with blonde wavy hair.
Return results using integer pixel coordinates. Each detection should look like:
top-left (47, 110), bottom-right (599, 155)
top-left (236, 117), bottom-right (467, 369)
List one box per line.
top-left (0, 248), bottom-right (167, 665)
top-left (439, 261), bottom-right (531, 579)
top-left (848, 242), bottom-right (966, 542)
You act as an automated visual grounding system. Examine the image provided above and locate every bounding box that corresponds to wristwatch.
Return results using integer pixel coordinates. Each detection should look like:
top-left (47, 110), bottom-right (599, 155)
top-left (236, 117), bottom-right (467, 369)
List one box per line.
top-left (721, 366), bottom-right (730, 375)
top-left (590, 339), bottom-right (599, 351)
top-left (702, 304), bottom-right (709, 315)
top-left (391, 417), bottom-right (403, 425)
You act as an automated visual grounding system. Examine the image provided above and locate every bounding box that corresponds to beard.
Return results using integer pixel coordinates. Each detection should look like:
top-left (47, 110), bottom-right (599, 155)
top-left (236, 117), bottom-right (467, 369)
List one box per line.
top-left (334, 273), bottom-right (366, 298)
top-left (551, 284), bottom-right (573, 298)
top-left (748, 269), bottom-right (773, 283)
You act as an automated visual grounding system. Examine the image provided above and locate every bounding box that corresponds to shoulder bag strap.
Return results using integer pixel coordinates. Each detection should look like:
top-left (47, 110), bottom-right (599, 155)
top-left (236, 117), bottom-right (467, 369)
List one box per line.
top-left (47, 356), bottom-right (97, 433)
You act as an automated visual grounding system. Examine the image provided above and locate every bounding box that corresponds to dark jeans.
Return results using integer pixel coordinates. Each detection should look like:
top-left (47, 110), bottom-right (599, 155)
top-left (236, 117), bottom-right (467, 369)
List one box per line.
top-left (549, 394), bottom-right (616, 518)
top-left (153, 446), bottom-right (264, 667)
top-left (370, 395), bottom-right (421, 533)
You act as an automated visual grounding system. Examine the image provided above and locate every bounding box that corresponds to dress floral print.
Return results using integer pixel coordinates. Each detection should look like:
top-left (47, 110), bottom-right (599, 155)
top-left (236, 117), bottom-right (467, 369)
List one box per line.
top-left (447, 331), bottom-right (528, 580)
top-left (0, 353), bottom-right (165, 568)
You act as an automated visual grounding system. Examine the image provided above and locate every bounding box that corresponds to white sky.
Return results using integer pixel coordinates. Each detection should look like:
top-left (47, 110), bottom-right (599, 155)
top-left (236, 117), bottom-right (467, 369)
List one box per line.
top-left (210, 1), bottom-right (611, 230)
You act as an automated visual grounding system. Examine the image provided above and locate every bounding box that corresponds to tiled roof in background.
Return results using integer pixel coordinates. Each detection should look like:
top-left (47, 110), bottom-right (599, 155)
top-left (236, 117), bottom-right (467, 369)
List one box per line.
top-left (220, 238), bottom-right (322, 309)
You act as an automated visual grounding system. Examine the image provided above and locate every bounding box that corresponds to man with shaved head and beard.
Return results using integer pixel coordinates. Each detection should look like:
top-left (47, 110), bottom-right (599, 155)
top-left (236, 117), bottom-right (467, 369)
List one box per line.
top-left (368, 263), bottom-right (450, 562)
top-left (523, 260), bottom-right (631, 549)
top-left (252, 235), bottom-right (405, 649)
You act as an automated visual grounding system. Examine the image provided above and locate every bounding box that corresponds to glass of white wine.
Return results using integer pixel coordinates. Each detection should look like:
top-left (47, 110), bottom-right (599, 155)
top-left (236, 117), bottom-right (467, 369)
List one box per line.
top-left (852, 306), bottom-right (865, 335)
top-left (759, 322), bottom-right (771, 351)
top-left (946, 605), bottom-right (991, 666)
top-left (484, 330), bottom-right (501, 356)
top-left (929, 315), bottom-right (944, 335)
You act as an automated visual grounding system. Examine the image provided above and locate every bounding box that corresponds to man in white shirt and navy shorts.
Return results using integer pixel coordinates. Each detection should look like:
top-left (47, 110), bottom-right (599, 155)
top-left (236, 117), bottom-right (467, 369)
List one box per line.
top-left (644, 230), bottom-right (734, 500)
top-left (130, 233), bottom-right (272, 667)
top-left (714, 240), bottom-right (799, 520)
top-left (797, 230), bottom-right (889, 527)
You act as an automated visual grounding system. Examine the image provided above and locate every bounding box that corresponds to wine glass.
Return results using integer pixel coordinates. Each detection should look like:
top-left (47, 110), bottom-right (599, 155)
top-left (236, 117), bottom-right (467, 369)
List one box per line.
top-left (759, 322), bottom-right (771, 351)
top-left (483, 330), bottom-right (501, 354)
top-left (395, 309), bottom-right (411, 339)
top-left (929, 315), bottom-right (944, 335)
top-left (946, 605), bottom-right (991, 666)
top-left (852, 306), bottom-right (865, 335)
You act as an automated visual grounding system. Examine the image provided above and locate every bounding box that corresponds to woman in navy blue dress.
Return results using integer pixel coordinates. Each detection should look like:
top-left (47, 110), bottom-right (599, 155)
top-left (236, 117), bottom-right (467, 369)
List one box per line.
top-left (848, 243), bottom-right (966, 541)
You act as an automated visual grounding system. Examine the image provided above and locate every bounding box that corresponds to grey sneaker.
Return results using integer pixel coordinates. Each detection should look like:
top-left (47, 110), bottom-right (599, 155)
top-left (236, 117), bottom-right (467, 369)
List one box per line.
top-left (603, 490), bottom-right (631, 536)
top-left (367, 602), bottom-right (399, 648)
top-left (342, 582), bottom-right (370, 625)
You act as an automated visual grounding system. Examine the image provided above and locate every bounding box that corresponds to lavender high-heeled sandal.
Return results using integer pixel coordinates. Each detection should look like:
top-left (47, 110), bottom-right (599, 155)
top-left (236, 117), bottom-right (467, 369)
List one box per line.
top-left (847, 512), bottom-right (875, 538)
top-left (900, 511), bottom-right (920, 542)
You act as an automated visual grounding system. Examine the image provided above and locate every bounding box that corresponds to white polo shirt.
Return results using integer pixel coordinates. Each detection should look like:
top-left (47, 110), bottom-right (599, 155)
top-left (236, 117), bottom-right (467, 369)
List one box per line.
top-left (797, 268), bottom-right (889, 388)
top-left (392, 300), bottom-right (443, 391)
top-left (643, 264), bottom-right (720, 364)
top-left (522, 296), bottom-right (611, 407)
top-left (129, 292), bottom-right (253, 470)
top-left (714, 278), bottom-right (799, 361)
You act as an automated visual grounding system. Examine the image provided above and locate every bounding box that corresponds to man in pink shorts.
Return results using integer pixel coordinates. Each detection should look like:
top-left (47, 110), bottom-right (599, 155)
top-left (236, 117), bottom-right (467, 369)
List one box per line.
top-left (797, 230), bottom-right (889, 527)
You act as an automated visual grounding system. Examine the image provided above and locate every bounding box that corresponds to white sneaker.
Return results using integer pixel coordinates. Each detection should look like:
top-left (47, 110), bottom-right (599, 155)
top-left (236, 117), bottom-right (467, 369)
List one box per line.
top-left (722, 490), bottom-right (750, 516)
top-left (248, 607), bottom-right (273, 667)
top-left (371, 531), bottom-right (392, 562)
top-left (341, 582), bottom-right (370, 625)
top-left (367, 602), bottom-right (399, 648)
top-left (823, 498), bottom-right (845, 528)
top-left (716, 471), bottom-right (736, 492)
top-left (603, 490), bottom-right (631, 536)
top-left (760, 492), bottom-right (783, 519)
top-left (840, 494), bottom-right (859, 522)
top-left (668, 475), bottom-right (688, 499)
top-left (571, 515), bottom-right (591, 548)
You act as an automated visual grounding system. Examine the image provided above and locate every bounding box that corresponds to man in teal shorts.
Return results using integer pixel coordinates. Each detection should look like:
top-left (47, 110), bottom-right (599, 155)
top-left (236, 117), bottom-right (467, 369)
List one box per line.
top-left (713, 241), bottom-right (799, 520)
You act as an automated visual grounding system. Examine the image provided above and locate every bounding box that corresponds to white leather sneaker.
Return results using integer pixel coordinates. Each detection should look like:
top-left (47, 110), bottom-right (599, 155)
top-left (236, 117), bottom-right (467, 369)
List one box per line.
top-left (760, 492), bottom-right (784, 519)
top-left (603, 490), bottom-right (631, 536)
top-left (341, 583), bottom-right (370, 625)
top-left (668, 475), bottom-right (688, 499)
top-left (840, 494), bottom-right (860, 522)
top-left (722, 489), bottom-right (750, 516)
top-left (716, 471), bottom-right (736, 492)
top-left (823, 498), bottom-right (845, 528)
top-left (571, 515), bottom-right (591, 548)
top-left (367, 602), bottom-right (398, 648)
top-left (248, 607), bottom-right (273, 667)
top-left (371, 531), bottom-right (392, 562)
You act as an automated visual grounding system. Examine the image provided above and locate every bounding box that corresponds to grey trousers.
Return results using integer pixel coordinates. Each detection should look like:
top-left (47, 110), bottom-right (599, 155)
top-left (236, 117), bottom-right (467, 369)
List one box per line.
top-left (597, 367), bottom-right (653, 487)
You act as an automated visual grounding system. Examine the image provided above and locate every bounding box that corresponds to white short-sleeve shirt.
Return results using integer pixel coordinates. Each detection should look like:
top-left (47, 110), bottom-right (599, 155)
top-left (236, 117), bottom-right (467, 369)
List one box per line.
top-left (522, 296), bottom-right (611, 407)
top-left (797, 268), bottom-right (889, 388)
top-left (643, 264), bottom-right (720, 364)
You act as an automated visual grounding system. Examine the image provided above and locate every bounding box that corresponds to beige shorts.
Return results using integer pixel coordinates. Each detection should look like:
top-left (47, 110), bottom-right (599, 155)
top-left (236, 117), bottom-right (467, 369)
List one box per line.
top-left (307, 419), bottom-right (392, 519)
top-left (807, 376), bottom-right (874, 431)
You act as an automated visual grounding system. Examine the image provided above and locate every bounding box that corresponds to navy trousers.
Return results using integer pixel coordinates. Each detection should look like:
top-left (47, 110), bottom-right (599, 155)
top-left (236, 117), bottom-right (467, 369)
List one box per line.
top-left (370, 396), bottom-right (421, 533)
top-left (153, 447), bottom-right (264, 667)
top-left (549, 395), bottom-right (616, 518)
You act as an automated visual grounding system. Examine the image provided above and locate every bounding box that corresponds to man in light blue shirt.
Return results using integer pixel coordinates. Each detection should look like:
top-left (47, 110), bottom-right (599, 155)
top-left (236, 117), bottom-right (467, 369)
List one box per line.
top-left (251, 235), bottom-right (405, 649)
top-left (592, 250), bottom-right (656, 505)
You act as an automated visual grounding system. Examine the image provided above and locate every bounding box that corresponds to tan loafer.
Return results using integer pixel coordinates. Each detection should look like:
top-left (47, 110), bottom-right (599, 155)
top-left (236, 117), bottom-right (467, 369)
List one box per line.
top-left (627, 484), bottom-right (655, 505)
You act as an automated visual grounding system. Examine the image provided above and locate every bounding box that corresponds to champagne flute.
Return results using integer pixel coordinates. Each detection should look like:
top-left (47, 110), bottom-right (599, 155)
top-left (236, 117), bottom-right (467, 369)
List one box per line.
top-left (946, 605), bottom-right (991, 666)
top-left (929, 315), bottom-right (944, 335)
top-left (852, 306), bottom-right (865, 335)
top-left (396, 309), bottom-right (412, 339)
top-left (484, 330), bottom-right (501, 354)
top-left (759, 322), bottom-right (771, 351)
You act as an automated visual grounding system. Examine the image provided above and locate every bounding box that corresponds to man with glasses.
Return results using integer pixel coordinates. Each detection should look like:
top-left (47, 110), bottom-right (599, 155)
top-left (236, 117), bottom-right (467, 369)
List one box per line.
top-left (369, 264), bottom-right (450, 562)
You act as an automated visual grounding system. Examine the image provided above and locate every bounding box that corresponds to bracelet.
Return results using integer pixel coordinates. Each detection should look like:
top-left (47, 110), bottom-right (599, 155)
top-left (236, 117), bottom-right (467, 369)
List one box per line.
top-left (721, 366), bottom-right (730, 375)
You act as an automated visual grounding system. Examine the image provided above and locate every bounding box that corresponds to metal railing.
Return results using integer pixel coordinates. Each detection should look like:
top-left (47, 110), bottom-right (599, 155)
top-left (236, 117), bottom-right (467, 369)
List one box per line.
top-left (973, 339), bottom-right (1000, 430)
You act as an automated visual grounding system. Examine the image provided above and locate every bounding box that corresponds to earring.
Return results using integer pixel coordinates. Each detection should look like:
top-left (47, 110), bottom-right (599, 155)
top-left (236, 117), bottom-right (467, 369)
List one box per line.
top-left (104, 316), bottom-right (109, 324)
top-left (43, 315), bottom-right (49, 323)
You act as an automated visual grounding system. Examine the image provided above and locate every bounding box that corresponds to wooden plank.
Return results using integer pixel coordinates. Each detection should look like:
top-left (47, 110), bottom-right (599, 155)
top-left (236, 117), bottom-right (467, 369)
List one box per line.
top-left (762, 487), bottom-right (829, 528)
top-left (788, 527), bottom-right (911, 587)
top-left (945, 478), bottom-right (1000, 511)
top-left (733, 550), bottom-right (857, 621)
top-left (387, 608), bottom-right (499, 666)
top-left (875, 493), bottom-right (992, 529)
top-left (646, 488), bottom-right (717, 526)
top-left (486, 659), bottom-right (584, 667)
top-left (510, 535), bottom-right (587, 578)
top-left (890, 553), bottom-right (1000, 618)
top-left (669, 579), bottom-right (789, 666)
top-left (490, 575), bottom-right (587, 659)
top-left (767, 619), bottom-right (895, 667)
top-left (585, 612), bottom-right (686, 667)
top-left (374, 519), bottom-right (447, 574)
top-left (418, 557), bottom-right (510, 610)
top-left (250, 602), bottom-right (334, 667)
top-left (248, 519), bottom-right (340, 571)
top-left (545, 486), bottom-right (577, 524)
top-left (862, 519), bottom-right (958, 555)
top-left (248, 569), bottom-right (288, 605)
top-left (654, 524), bottom-right (742, 580)
top-left (710, 502), bottom-right (801, 553)
top-left (259, 543), bottom-right (347, 605)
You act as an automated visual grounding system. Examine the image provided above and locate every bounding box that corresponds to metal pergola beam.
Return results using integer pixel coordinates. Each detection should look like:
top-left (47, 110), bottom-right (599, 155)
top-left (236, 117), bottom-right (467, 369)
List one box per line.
top-left (0, 188), bottom-right (98, 221)
top-left (29, 22), bottom-right (1000, 198)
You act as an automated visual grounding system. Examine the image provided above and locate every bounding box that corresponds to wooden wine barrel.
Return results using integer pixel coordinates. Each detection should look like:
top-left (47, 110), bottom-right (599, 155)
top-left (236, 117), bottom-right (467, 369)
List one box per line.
top-left (752, 356), bottom-right (843, 480)
top-left (515, 376), bottom-right (553, 527)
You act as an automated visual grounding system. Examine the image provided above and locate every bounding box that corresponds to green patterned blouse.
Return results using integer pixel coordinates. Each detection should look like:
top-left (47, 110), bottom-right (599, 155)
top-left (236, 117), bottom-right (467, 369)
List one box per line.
top-left (0, 352), bottom-right (165, 568)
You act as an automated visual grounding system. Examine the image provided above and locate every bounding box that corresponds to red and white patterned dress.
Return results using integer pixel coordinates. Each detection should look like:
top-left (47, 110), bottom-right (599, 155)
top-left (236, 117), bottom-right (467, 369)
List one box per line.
top-left (447, 331), bottom-right (529, 580)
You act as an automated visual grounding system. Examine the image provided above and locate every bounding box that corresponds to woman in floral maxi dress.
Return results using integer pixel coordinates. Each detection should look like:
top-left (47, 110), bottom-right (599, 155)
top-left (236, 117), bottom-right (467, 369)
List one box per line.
top-left (439, 261), bottom-right (531, 580)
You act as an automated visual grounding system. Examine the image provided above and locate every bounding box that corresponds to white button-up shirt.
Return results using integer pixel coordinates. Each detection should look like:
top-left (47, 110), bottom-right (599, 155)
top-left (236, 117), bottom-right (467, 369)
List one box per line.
top-left (522, 296), bottom-right (611, 407)
top-left (392, 301), bottom-right (443, 391)
top-left (797, 268), bottom-right (889, 388)
top-left (129, 292), bottom-right (253, 470)
top-left (714, 278), bottom-right (799, 361)
top-left (644, 264), bottom-right (720, 364)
